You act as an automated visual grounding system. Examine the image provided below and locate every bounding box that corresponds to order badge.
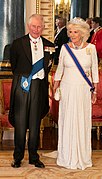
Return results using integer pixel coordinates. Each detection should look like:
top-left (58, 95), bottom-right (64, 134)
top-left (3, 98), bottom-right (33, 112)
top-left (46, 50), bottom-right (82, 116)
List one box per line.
top-left (23, 80), bottom-right (28, 89)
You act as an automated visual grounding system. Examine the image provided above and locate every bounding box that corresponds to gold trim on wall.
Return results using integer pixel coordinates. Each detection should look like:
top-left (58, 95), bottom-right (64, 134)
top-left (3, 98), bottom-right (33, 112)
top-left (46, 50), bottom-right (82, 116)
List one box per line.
top-left (36, 0), bottom-right (40, 14)
top-left (36, 0), bottom-right (54, 42)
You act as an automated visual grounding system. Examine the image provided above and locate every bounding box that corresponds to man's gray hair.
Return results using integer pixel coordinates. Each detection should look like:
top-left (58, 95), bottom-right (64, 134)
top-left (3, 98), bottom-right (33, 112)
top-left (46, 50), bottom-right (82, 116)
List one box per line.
top-left (28, 14), bottom-right (45, 27)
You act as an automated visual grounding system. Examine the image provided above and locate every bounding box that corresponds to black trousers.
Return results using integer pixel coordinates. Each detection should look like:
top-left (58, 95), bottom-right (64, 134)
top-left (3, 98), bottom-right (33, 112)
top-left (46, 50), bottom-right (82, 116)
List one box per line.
top-left (13, 79), bottom-right (43, 162)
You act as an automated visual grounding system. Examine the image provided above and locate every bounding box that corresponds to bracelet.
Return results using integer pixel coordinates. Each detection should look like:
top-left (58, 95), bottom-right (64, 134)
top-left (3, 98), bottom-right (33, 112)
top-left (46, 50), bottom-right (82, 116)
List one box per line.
top-left (93, 91), bottom-right (97, 94)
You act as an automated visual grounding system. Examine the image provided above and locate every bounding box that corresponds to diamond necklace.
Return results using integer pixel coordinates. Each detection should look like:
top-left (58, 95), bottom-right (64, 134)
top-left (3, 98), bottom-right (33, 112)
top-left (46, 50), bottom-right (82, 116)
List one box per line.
top-left (72, 42), bottom-right (84, 49)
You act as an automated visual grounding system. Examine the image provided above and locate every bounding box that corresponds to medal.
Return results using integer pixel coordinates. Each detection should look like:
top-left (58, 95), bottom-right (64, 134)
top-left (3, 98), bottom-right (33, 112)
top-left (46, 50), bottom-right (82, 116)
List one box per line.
top-left (23, 80), bottom-right (28, 88)
top-left (34, 42), bottom-right (37, 51)
top-left (86, 48), bottom-right (92, 55)
top-left (30, 38), bottom-right (37, 51)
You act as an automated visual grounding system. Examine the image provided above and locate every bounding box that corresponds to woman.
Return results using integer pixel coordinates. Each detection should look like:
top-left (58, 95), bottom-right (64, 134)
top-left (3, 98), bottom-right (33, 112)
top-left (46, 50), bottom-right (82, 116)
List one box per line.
top-left (53, 17), bottom-right (99, 170)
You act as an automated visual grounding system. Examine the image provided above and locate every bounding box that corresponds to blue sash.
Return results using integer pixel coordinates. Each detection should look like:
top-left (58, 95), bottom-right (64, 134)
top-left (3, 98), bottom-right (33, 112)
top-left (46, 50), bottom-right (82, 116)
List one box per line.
top-left (21, 57), bottom-right (44, 92)
top-left (64, 44), bottom-right (95, 92)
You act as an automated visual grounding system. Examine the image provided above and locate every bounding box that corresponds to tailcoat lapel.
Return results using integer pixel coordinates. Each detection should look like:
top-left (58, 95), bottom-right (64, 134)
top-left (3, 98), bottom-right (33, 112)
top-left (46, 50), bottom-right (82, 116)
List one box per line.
top-left (22, 34), bottom-right (32, 63)
top-left (41, 37), bottom-right (50, 70)
top-left (21, 35), bottom-right (53, 70)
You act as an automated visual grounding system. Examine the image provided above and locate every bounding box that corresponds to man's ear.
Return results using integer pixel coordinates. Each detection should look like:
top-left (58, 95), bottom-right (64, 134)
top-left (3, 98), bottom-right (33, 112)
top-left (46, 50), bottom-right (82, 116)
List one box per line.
top-left (27, 24), bottom-right (30, 31)
top-left (43, 24), bottom-right (45, 30)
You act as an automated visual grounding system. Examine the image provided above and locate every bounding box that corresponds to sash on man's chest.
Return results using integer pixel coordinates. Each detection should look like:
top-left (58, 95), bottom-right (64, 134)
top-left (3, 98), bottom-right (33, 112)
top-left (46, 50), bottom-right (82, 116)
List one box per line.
top-left (21, 57), bottom-right (44, 92)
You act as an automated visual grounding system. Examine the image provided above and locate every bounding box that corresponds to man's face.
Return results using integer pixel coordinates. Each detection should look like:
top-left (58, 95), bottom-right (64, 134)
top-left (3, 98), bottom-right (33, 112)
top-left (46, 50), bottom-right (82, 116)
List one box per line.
top-left (28, 17), bottom-right (44, 39)
top-left (91, 21), bottom-right (99, 30)
top-left (55, 19), bottom-right (59, 27)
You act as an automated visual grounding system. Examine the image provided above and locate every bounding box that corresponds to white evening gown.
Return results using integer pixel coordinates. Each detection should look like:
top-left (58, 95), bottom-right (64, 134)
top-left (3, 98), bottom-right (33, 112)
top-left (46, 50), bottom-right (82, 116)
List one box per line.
top-left (54, 43), bottom-right (99, 170)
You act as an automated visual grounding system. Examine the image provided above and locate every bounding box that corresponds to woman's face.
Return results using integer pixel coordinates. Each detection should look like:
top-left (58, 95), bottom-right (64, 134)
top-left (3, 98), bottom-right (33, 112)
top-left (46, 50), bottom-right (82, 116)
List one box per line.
top-left (68, 26), bottom-right (82, 44)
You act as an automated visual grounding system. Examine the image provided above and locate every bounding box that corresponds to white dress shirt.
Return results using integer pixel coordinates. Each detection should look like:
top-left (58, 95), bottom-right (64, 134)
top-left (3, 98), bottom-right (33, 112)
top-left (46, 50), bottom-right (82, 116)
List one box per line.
top-left (29, 34), bottom-right (45, 80)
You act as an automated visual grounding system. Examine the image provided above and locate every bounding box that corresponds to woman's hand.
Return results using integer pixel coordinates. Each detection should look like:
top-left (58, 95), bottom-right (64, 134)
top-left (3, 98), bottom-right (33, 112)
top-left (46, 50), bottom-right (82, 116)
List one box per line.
top-left (92, 83), bottom-right (98, 104)
top-left (92, 92), bottom-right (97, 104)
top-left (53, 81), bottom-right (60, 95)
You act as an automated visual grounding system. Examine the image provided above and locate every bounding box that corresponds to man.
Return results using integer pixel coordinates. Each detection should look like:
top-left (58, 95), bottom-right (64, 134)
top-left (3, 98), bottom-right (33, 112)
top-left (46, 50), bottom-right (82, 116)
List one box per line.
top-left (86, 17), bottom-right (94, 42)
top-left (54, 17), bottom-right (70, 65)
top-left (9, 14), bottom-right (54, 168)
top-left (91, 17), bottom-right (102, 61)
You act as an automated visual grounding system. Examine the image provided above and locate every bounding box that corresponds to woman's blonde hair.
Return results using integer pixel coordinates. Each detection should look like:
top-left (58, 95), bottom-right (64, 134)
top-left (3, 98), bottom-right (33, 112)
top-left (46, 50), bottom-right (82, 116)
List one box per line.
top-left (67, 17), bottom-right (90, 42)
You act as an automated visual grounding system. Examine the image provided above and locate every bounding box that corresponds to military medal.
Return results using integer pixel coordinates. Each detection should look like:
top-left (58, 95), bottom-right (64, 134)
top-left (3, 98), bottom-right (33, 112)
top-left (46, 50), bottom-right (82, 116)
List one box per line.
top-left (34, 41), bottom-right (37, 51)
top-left (30, 38), bottom-right (37, 51)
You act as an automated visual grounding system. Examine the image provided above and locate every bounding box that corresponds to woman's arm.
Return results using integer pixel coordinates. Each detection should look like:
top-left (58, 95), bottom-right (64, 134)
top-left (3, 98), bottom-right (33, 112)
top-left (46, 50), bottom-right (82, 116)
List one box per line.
top-left (92, 83), bottom-right (98, 104)
top-left (53, 80), bottom-right (60, 94)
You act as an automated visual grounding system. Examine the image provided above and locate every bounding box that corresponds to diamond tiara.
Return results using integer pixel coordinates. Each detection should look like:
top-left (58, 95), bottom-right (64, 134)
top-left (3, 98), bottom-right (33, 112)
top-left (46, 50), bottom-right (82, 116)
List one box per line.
top-left (69, 17), bottom-right (90, 29)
